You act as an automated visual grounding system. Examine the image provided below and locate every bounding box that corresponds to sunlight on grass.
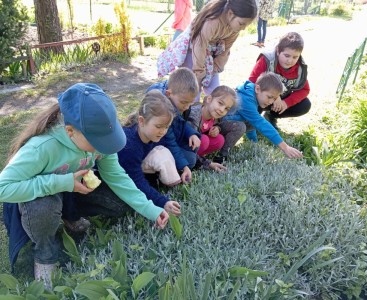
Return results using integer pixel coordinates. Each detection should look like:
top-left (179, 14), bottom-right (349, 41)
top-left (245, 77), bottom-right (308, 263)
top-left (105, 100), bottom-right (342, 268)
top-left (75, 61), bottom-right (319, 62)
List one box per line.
top-left (0, 111), bottom-right (36, 170)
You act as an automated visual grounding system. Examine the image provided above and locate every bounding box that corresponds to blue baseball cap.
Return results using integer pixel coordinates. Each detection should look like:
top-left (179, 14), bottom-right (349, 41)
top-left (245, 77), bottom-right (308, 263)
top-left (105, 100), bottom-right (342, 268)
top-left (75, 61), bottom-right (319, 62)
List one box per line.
top-left (58, 83), bottom-right (126, 154)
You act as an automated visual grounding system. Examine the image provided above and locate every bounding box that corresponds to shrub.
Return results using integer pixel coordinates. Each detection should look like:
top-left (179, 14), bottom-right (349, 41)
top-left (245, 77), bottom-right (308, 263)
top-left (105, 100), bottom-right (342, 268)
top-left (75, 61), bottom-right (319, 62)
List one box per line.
top-left (0, 0), bottom-right (29, 76)
top-left (346, 98), bottom-right (367, 164)
top-left (329, 4), bottom-right (352, 19)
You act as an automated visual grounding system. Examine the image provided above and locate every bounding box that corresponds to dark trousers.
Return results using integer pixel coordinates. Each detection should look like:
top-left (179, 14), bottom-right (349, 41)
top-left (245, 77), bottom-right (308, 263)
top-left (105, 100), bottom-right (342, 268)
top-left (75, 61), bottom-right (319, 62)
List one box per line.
top-left (19, 182), bottom-right (131, 264)
top-left (262, 97), bottom-right (311, 119)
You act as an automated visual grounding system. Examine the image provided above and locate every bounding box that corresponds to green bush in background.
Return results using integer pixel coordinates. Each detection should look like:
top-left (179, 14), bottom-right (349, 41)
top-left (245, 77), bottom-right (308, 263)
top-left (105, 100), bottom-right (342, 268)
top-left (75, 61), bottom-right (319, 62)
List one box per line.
top-left (0, 0), bottom-right (29, 77)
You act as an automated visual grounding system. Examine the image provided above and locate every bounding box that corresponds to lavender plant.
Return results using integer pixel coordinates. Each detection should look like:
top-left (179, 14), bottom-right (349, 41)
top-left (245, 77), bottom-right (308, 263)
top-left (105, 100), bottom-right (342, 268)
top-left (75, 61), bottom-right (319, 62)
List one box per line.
top-left (1, 142), bottom-right (366, 299)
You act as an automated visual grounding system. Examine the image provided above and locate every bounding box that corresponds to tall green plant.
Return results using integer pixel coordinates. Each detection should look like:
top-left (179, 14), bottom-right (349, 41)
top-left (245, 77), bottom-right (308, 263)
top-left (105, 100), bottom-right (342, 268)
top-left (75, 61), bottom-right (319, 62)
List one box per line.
top-left (0, 0), bottom-right (29, 75)
top-left (347, 98), bottom-right (367, 164)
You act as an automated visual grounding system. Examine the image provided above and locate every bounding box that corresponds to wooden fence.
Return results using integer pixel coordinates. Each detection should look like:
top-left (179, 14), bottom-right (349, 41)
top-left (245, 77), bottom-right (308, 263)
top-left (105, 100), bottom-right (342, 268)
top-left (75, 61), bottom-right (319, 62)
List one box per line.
top-left (5, 31), bottom-right (166, 76)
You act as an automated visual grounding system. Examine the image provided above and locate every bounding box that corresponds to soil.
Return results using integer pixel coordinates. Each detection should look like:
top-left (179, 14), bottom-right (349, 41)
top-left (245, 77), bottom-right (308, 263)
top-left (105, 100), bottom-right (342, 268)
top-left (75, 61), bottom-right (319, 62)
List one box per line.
top-left (1, 6), bottom-right (366, 136)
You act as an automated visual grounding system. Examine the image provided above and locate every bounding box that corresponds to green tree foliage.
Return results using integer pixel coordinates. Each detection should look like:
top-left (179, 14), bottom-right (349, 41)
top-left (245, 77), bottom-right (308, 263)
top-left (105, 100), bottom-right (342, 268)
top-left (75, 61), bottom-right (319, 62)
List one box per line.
top-left (0, 0), bottom-right (29, 75)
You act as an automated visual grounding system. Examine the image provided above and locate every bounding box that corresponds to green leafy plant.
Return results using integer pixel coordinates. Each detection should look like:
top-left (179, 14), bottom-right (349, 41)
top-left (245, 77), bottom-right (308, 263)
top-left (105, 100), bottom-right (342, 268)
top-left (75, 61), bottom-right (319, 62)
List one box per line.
top-left (329, 3), bottom-right (352, 19)
top-left (168, 214), bottom-right (183, 240)
top-left (0, 0), bottom-right (28, 75)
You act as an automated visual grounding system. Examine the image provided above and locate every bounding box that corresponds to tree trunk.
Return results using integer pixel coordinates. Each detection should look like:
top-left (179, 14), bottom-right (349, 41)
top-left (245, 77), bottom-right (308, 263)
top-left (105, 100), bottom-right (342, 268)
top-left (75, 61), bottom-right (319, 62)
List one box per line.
top-left (303, 0), bottom-right (312, 14)
top-left (34, 0), bottom-right (63, 53)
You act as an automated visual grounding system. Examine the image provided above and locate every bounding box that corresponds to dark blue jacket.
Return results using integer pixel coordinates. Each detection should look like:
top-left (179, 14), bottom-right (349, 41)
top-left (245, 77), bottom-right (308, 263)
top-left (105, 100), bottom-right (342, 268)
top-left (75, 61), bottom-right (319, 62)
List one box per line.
top-left (146, 81), bottom-right (200, 170)
top-left (3, 202), bottom-right (29, 272)
top-left (118, 125), bottom-right (168, 208)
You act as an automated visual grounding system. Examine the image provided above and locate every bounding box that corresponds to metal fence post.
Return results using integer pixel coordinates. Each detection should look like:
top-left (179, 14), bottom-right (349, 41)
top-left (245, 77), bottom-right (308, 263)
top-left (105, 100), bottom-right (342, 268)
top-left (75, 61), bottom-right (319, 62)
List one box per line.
top-left (352, 38), bottom-right (366, 84)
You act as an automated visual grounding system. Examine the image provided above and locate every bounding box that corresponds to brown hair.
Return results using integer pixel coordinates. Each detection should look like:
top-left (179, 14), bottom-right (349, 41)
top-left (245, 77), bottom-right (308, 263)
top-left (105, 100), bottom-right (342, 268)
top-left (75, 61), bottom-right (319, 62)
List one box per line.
top-left (7, 103), bottom-right (62, 164)
top-left (124, 90), bottom-right (176, 127)
top-left (277, 32), bottom-right (304, 53)
top-left (167, 67), bottom-right (199, 97)
top-left (203, 85), bottom-right (238, 107)
top-left (256, 72), bottom-right (284, 93)
top-left (191, 0), bottom-right (257, 42)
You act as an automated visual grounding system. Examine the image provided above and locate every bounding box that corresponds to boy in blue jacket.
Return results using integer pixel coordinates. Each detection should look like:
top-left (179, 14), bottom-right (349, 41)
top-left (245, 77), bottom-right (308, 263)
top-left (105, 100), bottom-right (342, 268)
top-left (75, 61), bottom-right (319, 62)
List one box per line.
top-left (217, 72), bottom-right (303, 162)
top-left (146, 67), bottom-right (201, 183)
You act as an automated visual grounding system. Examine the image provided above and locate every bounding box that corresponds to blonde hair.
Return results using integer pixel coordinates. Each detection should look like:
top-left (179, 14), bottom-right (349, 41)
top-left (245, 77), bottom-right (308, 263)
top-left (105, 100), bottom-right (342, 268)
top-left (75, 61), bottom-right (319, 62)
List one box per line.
top-left (203, 85), bottom-right (237, 108)
top-left (167, 67), bottom-right (199, 97)
top-left (191, 0), bottom-right (257, 42)
top-left (7, 103), bottom-right (62, 164)
top-left (256, 72), bottom-right (284, 93)
top-left (124, 90), bottom-right (176, 127)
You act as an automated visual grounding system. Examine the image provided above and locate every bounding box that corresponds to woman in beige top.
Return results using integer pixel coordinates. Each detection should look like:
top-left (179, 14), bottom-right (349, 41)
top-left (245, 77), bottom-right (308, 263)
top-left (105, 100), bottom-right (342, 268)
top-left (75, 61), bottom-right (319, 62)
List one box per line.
top-left (157, 0), bottom-right (257, 101)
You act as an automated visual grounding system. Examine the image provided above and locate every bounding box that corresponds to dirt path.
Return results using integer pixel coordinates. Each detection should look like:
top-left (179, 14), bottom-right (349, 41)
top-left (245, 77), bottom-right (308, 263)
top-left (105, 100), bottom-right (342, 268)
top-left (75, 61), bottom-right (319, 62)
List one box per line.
top-left (1, 6), bottom-right (366, 135)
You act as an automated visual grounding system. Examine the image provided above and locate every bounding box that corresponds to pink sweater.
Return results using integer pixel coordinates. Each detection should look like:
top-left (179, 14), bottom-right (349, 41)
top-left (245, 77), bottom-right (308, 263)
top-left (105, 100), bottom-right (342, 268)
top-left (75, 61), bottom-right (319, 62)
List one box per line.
top-left (172, 0), bottom-right (193, 31)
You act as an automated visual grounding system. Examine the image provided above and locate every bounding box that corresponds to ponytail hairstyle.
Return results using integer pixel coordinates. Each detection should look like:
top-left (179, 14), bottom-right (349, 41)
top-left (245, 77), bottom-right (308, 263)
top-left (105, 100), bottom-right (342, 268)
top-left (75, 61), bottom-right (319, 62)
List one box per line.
top-left (277, 32), bottom-right (304, 53)
top-left (191, 0), bottom-right (257, 42)
top-left (7, 103), bottom-right (62, 164)
top-left (124, 90), bottom-right (176, 127)
top-left (203, 85), bottom-right (238, 108)
top-left (256, 72), bottom-right (285, 94)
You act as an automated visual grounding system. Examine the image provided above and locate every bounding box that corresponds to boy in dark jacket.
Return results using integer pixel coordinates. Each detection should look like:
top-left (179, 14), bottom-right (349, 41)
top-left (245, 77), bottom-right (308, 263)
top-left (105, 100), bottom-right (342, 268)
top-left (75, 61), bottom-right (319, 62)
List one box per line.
top-left (146, 67), bottom-right (200, 183)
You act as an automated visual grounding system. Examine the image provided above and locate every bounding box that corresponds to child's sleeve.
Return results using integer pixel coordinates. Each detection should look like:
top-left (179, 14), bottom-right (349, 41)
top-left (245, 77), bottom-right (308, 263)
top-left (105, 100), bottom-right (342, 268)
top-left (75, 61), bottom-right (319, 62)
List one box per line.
top-left (186, 104), bottom-right (202, 131)
top-left (237, 94), bottom-right (283, 146)
top-left (249, 56), bottom-right (267, 83)
top-left (0, 143), bottom-right (74, 203)
top-left (283, 80), bottom-right (310, 108)
top-left (191, 19), bottom-right (219, 83)
top-left (213, 32), bottom-right (239, 73)
top-left (117, 148), bottom-right (169, 208)
top-left (183, 121), bottom-right (200, 140)
top-left (97, 154), bottom-right (163, 221)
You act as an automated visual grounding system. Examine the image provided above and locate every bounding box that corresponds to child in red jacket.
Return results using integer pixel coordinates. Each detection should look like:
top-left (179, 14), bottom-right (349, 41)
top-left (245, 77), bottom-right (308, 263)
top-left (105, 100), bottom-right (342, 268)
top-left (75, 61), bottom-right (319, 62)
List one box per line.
top-left (249, 32), bottom-right (311, 129)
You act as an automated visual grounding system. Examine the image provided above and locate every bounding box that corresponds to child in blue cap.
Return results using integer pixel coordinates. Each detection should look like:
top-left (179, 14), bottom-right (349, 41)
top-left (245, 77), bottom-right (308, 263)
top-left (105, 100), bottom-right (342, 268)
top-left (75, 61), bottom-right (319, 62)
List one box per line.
top-left (0, 83), bottom-right (169, 290)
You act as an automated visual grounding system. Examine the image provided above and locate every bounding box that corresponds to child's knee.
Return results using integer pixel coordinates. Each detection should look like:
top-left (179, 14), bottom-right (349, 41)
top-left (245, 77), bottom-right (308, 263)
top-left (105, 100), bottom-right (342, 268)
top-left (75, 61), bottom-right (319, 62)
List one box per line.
top-left (19, 196), bottom-right (62, 239)
top-left (216, 134), bottom-right (225, 148)
top-left (199, 134), bottom-right (210, 152)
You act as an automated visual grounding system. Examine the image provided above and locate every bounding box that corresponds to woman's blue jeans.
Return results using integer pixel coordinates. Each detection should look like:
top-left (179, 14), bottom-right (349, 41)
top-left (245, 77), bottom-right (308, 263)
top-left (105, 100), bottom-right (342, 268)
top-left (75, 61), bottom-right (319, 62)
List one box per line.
top-left (18, 182), bottom-right (131, 264)
top-left (257, 18), bottom-right (268, 43)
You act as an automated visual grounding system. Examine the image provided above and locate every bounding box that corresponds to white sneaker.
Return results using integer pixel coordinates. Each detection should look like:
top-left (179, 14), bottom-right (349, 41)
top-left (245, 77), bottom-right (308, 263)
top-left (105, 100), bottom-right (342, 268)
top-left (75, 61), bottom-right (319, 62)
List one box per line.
top-left (34, 262), bottom-right (56, 290)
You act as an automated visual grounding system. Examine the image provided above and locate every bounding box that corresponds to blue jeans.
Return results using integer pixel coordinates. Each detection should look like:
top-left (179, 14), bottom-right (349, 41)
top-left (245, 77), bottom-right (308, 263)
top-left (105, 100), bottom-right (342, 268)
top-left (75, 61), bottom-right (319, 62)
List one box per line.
top-left (18, 182), bottom-right (131, 264)
top-left (257, 17), bottom-right (268, 43)
top-left (172, 30), bottom-right (183, 41)
top-left (180, 145), bottom-right (198, 169)
top-left (181, 49), bottom-right (220, 102)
